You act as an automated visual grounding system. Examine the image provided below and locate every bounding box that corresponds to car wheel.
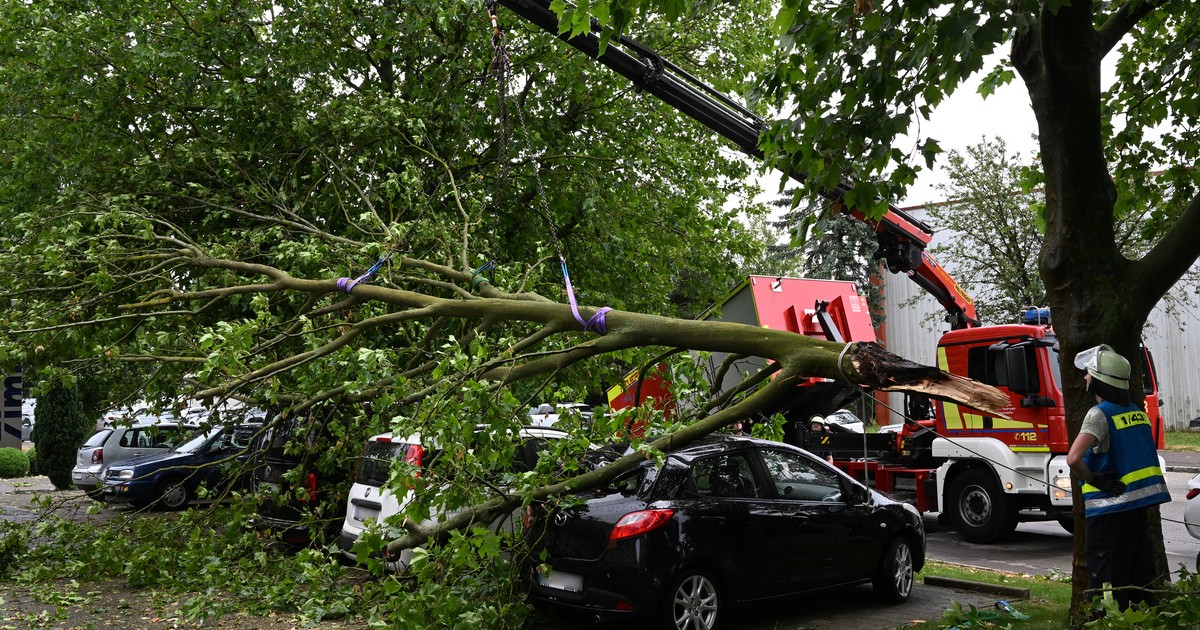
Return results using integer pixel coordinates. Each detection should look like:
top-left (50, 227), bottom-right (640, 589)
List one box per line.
top-left (947, 468), bottom-right (1016, 543)
top-left (873, 537), bottom-right (915, 603)
top-left (155, 478), bottom-right (191, 510)
top-left (660, 568), bottom-right (722, 630)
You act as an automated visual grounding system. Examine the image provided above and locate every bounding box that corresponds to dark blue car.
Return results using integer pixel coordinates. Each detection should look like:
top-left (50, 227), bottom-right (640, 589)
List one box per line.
top-left (103, 423), bottom-right (261, 510)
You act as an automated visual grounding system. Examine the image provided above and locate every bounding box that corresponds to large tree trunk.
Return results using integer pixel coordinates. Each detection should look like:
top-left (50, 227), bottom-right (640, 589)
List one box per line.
top-left (1013, 3), bottom-right (1172, 626)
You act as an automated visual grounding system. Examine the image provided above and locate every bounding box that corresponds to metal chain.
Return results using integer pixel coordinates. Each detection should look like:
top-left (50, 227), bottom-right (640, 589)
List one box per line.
top-left (486, 3), bottom-right (563, 260)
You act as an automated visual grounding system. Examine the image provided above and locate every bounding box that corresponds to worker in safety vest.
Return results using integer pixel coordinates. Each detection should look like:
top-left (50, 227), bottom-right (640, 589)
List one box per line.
top-left (1066, 344), bottom-right (1171, 612)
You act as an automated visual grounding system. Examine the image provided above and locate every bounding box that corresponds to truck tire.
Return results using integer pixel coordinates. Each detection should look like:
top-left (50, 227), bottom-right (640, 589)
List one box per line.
top-left (947, 469), bottom-right (1017, 543)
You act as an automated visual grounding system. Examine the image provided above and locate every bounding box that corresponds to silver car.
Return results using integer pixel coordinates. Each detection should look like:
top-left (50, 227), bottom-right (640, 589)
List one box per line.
top-left (72, 422), bottom-right (193, 497)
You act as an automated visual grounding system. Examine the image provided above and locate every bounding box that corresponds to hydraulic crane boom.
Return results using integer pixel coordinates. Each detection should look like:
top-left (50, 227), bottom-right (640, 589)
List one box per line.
top-left (493, 0), bottom-right (979, 329)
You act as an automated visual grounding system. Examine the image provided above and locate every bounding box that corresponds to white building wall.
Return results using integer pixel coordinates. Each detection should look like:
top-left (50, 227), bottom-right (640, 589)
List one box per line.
top-left (1143, 305), bottom-right (1200, 430)
top-left (879, 208), bottom-right (1200, 430)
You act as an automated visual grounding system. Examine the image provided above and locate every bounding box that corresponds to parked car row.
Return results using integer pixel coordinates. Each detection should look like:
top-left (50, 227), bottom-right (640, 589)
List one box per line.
top-left (74, 404), bottom-right (928, 630)
top-left (103, 422), bottom-right (263, 509)
top-left (70, 403), bottom-right (267, 507)
top-left (72, 421), bottom-right (197, 498)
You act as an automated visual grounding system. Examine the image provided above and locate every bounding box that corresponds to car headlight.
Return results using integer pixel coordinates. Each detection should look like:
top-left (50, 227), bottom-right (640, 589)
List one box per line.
top-left (110, 469), bottom-right (134, 480)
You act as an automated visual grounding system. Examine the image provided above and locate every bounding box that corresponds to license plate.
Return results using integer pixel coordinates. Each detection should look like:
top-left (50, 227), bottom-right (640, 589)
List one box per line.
top-left (536, 568), bottom-right (583, 593)
top-left (72, 473), bottom-right (82, 480)
top-left (354, 507), bottom-right (379, 523)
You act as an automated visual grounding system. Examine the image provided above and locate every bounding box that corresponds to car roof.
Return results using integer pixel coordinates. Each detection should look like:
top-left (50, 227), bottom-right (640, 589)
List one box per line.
top-left (663, 433), bottom-right (798, 464)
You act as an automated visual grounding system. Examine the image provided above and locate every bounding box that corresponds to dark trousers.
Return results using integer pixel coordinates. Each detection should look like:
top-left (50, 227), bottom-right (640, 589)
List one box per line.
top-left (1085, 507), bottom-right (1161, 610)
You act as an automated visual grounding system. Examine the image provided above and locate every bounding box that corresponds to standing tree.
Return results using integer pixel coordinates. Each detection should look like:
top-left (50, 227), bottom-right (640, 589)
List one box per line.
top-left (924, 137), bottom-right (1047, 325)
top-left (585, 0), bottom-right (1200, 622)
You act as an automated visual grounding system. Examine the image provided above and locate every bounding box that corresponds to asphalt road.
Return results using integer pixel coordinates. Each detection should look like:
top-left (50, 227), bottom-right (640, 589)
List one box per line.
top-left (924, 468), bottom-right (1200, 580)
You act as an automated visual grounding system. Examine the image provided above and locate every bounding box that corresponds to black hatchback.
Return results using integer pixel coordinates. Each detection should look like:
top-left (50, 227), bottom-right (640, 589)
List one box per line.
top-left (526, 434), bottom-right (925, 630)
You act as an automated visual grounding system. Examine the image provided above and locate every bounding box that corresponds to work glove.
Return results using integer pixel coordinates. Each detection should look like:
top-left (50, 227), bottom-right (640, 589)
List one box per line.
top-left (1091, 472), bottom-right (1125, 497)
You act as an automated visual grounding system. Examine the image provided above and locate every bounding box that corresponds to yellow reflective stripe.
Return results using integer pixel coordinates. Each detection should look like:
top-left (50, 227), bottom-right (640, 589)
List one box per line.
top-left (1081, 466), bottom-right (1164, 493)
top-left (1011, 446), bottom-right (1050, 452)
top-left (942, 402), bottom-right (964, 430)
top-left (964, 412), bottom-right (984, 429)
top-left (1121, 466), bottom-right (1163, 486)
top-left (935, 348), bottom-right (967, 428)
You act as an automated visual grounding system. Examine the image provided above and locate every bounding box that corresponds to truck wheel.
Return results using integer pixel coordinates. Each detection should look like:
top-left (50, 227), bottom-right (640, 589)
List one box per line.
top-left (947, 469), bottom-right (1016, 543)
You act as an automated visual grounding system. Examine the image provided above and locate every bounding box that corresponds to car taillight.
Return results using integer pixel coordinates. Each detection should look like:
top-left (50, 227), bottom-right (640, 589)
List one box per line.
top-left (91, 449), bottom-right (103, 464)
top-left (304, 472), bottom-right (318, 503)
top-left (1187, 488), bottom-right (1200, 501)
top-left (609, 509), bottom-right (675, 542)
top-left (404, 444), bottom-right (424, 478)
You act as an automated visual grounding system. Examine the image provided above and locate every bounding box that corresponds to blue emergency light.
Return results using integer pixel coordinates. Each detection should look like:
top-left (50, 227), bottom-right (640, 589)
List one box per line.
top-left (1021, 307), bottom-right (1051, 325)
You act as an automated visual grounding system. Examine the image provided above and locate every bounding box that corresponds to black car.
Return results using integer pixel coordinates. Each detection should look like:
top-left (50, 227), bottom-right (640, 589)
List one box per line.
top-left (250, 415), bottom-right (337, 545)
top-left (527, 434), bottom-right (925, 630)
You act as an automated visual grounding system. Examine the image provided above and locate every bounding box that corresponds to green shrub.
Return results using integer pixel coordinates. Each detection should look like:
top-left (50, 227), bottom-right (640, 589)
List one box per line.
top-left (25, 446), bottom-right (38, 476)
top-left (30, 382), bottom-right (94, 490)
top-left (0, 447), bottom-right (30, 478)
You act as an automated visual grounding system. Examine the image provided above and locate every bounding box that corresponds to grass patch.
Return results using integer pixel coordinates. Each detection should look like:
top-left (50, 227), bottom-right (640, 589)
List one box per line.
top-left (909, 561), bottom-right (1071, 629)
top-left (1165, 430), bottom-right (1200, 451)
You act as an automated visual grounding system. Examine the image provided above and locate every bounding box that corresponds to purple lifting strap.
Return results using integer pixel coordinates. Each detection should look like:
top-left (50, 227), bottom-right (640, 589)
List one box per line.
top-left (337, 258), bottom-right (387, 294)
top-left (561, 260), bottom-right (612, 334)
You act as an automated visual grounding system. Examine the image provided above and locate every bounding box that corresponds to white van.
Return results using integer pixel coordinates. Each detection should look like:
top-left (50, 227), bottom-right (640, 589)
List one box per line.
top-left (338, 426), bottom-right (569, 570)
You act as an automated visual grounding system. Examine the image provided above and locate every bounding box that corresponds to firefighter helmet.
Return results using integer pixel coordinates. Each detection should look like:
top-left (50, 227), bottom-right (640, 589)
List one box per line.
top-left (1073, 344), bottom-right (1130, 390)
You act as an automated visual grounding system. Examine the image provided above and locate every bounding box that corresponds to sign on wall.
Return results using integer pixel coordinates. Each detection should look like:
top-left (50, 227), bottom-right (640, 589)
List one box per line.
top-left (1, 370), bottom-right (23, 448)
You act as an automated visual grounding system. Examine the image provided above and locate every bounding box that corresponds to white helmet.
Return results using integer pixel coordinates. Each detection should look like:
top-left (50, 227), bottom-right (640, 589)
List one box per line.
top-left (1073, 344), bottom-right (1130, 390)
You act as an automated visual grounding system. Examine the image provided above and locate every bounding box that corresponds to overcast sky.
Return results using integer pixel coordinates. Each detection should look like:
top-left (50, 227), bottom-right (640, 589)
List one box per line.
top-left (898, 64), bottom-right (1040, 208)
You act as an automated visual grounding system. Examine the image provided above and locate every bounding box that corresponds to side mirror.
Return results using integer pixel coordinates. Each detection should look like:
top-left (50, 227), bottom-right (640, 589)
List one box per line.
top-left (1004, 346), bottom-right (1037, 394)
top-left (843, 481), bottom-right (869, 505)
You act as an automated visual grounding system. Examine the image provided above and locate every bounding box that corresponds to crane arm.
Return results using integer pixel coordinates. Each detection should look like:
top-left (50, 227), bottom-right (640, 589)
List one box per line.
top-left (492, 0), bottom-right (979, 329)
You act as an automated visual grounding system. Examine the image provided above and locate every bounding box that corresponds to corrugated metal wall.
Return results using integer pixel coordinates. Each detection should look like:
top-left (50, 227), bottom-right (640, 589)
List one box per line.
top-left (878, 208), bottom-right (1200, 430)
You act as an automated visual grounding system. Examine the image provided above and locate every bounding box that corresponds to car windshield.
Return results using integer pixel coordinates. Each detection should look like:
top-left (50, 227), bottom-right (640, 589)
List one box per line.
top-left (173, 426), bottom-right (222, 454)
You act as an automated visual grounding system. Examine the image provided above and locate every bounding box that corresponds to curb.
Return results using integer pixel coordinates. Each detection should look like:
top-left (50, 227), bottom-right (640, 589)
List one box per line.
top-left (1167, 465), bottom-right (1200, 474)
top-left (923, 575), bottom-right (1031, 601)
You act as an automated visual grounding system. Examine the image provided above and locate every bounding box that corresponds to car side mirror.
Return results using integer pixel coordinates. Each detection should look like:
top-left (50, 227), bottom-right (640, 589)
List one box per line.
top-left (841, 481), bottom-right (869, 505)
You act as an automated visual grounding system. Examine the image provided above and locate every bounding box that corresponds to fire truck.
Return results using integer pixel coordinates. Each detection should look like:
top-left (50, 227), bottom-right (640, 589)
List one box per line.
top-left (492, 0), bottom-right (1165, 543)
